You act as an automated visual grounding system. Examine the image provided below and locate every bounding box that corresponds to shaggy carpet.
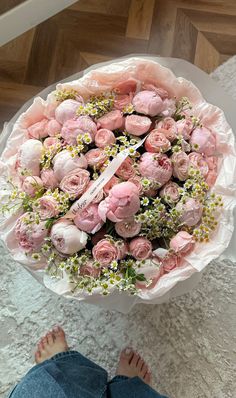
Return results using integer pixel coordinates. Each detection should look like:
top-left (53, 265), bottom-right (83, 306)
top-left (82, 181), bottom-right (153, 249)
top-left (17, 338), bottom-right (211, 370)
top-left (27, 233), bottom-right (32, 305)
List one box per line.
top-left (1, 58), bottom-right (236, 398)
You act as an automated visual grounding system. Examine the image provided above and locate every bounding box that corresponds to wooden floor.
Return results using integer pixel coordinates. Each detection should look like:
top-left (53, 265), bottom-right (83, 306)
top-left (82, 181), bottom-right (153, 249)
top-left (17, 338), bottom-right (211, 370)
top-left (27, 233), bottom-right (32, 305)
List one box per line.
top-left (0, 0), bottom-right (236, 127)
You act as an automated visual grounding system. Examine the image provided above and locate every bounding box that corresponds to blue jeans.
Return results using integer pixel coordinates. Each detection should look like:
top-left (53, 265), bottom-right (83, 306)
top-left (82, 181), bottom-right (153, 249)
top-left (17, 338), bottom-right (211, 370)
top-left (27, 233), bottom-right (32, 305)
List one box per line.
top-left (8, 351), bottom-right (168, 398)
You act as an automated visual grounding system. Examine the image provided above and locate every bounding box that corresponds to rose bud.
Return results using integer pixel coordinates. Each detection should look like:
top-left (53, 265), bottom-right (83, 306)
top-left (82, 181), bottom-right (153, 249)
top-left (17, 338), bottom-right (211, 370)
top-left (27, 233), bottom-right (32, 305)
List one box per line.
top-left (55, 99), bottom-right (83, 124)
top-left (129, 237), bottom-right (152, 260)
top-left (139, 152), bottom-right (172, 187)
top-left (97, 110), bottom-right (124, 130)
top-left (170, 231), bottom-right (194, 255)
top-left (95, 129), bottom-right (116, 148)
top-left (144, 130), bottom-right (171, 153)
top-left (132, 90), bottom-right (164, 116)
top-left (176, 198), bottom-right (203, 227)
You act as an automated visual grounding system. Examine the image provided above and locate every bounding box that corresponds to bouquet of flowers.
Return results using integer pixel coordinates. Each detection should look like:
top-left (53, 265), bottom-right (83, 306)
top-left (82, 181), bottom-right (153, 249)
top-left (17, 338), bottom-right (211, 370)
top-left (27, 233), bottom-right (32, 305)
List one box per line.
top-left (0, 58), bottom-right (235, 308)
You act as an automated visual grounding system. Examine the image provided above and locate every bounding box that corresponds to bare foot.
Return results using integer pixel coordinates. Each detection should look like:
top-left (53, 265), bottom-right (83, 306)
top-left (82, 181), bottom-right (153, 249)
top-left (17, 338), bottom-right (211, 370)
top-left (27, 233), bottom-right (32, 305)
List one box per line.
top-left (35, 326), bottom-right (69, 364)
top-left (116, 348), bottom-right (151, 385)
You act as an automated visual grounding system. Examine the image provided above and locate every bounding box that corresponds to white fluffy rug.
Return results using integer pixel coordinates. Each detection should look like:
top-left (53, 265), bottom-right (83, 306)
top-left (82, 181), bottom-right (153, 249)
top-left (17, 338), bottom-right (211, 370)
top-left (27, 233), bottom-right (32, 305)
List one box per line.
top-left (1, 59), bottom-right (236, 398)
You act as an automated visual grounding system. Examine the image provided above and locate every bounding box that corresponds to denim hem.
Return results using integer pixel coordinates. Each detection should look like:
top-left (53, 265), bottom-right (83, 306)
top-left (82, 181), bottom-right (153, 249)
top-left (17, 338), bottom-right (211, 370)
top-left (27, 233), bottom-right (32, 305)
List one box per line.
top-left (50, 350), bottom-right (79, 361)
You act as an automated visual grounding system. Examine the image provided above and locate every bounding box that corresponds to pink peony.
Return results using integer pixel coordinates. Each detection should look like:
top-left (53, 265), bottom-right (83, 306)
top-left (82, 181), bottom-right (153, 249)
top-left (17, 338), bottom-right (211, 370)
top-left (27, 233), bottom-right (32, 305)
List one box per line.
top-left (132, 90), bottom-right (164, 116)
top-left (22, 176), bottom-right (43, 197)
top-left (188, 152), bottom-right (209, 177)
top-left (45, 119), bottom-right (61, 137)
top-left (159, 181), bottom-right (180, 204)
top-left (61, 116), bottom-right (96, 145)
top-left (176, 118), bottom-right (194, 140)
top-left (103, 176), bottom-right (120, 196)
top-left (60, 168), bottom-right (90, 198)
top-left (55, 99), bottom-right (83, 124)
top-left (170, 231), bottom-right (195, 255)
top-left (79, 261), bottom-right (101, 278)
top-left (34, 195), bottom-right (60, 220)
top-left (74, 203), bottom-right (104, 234)
top-left (155, 117), bottom-right (178, 142)
top-left (115, 157), bottom-right (135, 180)
top-left (205, 156), bottom-right (218, 187)
top-left (85, 148), bottom-right (108, 168)
top-left (50, 219), bottom-right (88, 255)
top-left (28, 119), bottom-right (49, 139)
top-left (115, 217), bottom-right (141, 238)
top-left (114, 78), bottom-right (137, 94)
top-left (92, 239), bottom-right (120, 267)
top-left (41, 168), bottom-right (59, 189)
top-left (114, 93), bottom-right (133, 111)
top-left (129, 237), bottom-right (152, 260)
top-left (139, 152), bottom-right (172, 187)
top-left (171, 151), bottom-right (189, 181)
top-left (144, 130), bottom-right (171, 153)
top-left (97, 110), bottom-right (123, 130)
top-left (15, 212), bottom-right (48, 253)
top-left (125, 115), bottom-right (152, 136)
top-left (95, 129), bottom-right (116, 148)
top-left (17, 139), bottom-right (43, 176)
top-left (176, 198), bottom-right (203, 227)
top-left (190, 127), bottom-right (216, 156)
top-left (53, 150), bottom-right (88, 181)
top-left (98, 181), bottom-right (140, 222)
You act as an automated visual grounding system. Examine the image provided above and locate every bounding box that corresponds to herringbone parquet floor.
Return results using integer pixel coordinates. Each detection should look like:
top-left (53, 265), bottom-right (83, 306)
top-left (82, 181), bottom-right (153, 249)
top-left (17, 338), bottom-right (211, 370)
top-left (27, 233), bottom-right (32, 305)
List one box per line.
top-left (1, 0), bottom-right (236, 127)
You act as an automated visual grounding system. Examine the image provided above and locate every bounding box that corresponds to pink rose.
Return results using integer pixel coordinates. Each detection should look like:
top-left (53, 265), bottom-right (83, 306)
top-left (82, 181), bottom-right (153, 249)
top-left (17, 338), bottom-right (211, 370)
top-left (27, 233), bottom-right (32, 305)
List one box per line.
top-left (142, 84), bottom-right (169, 99)
top-left (170, 231), bottom-right (194, 255)
top-left (53, 150), bottom-right (88, 181)
top-left (45, 119), bottom-right (61, 137)
top-left (114, 78), bottom-right (137, 94)
top-left (79, 261), bottom-right (101, 278)
top-left (103, 176), bottom-right (120, 196)
top-left (60, 168), bottom-right (90, 198)
top-left (190, 127), bottom-right (216, 156)
top-left (28, 119), bottom-right (49, 139)
top-left (55, 99), bottom-right (83, 124)
top-left (176, 198), bottom-right (203, 227)
top-left (139, 152), bottom-right (172, 187)
top-left (144, 130), bottom-right (171, 153)
top-left (92, 239), bottom-right (119, 267)
top-left (85, 148), bottom-right (108, 168)
top-left (188, 152), bottom-right (209, 177)
top-left (15, 212), bottom-right (48, 253)
top-left (34, 195), bottom-right (60, 220)
top-left (114, 93), bottom-right (133, 111)
top-left (97, 110), bottom-right (124, 130)
top-left (22, 176), bottom-right (43, 197)
top-left (50, 219), bottom-right (88, 255)
top-left (132, 90), bottom-right (164, 116)
top-left (129, 237), bottom-right (152, 260)
top-left (153, 248), bottom-right (180, 273)
top-left (171, 151), bottom-right (189, 181)
top-left (155, 117), bottom-right (178, 142)
top-left (115, 157), bottom-right (135, 180)
top-left (205, 156), bottom-right (218, 187)
top-left (74, 203), bottom-right (104, 234)
top-left (159, 181), bottom-right (180, 204)
top-left (95, 128), bottom-right (116, 148)
top-left (17, 139), bottom-right (43, 176)
top-left (98, 181), bottom-right (140, 222)
top-left (41, 169), bottom-right (59, 189)
top-left (61, 116), bottom-right (96, 145)
top-left (176, 118), bottom-right (194, 140)
top-left (125, 115), bottom-right (152, 136)
top-left (115, 217), bottom-right (141, 238)
top-left (136, 264), bottom-right (164, 290)
top-left (43, 137), bottom-right (60, 149)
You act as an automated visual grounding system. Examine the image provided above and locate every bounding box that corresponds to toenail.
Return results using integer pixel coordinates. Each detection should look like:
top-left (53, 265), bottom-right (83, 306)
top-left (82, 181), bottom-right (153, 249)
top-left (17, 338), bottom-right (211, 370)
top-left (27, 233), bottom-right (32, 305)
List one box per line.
top-left (125, 348), bottom-right (132, 355)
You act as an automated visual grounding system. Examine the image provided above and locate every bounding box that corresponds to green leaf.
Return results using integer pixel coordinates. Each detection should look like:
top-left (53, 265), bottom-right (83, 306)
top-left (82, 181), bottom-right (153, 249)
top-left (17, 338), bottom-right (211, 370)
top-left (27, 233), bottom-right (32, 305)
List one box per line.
top-left (136, 273), bottom-right (146, 282)
top-left (45, 218), bottom-right (56, 229)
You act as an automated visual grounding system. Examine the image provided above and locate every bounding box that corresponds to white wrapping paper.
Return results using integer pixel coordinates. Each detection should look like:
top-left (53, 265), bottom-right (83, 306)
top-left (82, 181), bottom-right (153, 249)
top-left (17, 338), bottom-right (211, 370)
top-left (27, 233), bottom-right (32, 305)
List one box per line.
top-left (0, 56), bottom-right (236, 313)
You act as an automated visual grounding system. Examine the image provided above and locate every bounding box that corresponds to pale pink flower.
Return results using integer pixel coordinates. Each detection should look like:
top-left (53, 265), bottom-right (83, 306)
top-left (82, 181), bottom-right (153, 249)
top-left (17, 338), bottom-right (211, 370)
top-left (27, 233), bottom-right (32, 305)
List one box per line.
top-left (125, 115), bottom-right (152, 136)
top-left (34, 195), bottom-right (60, 220)
top-left (22, 176), bottom-right (43, 197)
top-left (171, 151), bottom-right (189, 181)
top-left (155, 117), bottom-right (178, 142)
top-left (161, 98), bottom-right (176, 117)
top-left (92, 239), bottom-right (119, 267)
top-left (129, 237), bottom-right (152, 260)
top-left (74, 203), bottom-right (104, 234)
top-left (170, 231), bottom-right (194, 255)
top-left (115, 217), bottom-right (141, 238)
top-left (97, 110), bottom-right (124, 130)
top-left (43, 137), bottom-right (60, 149)
top-left (132, 90), bottom-right (164, 116)
top-left (41, 168), bottom-right (59, 189)
top-left (55, 99), bottom-right (83, 124)
top-left (95, 129), bottom-right (116, 148)
top-left (28, 119), bottom-right (49, 139)
top-left (103, 176), bottom-right (120, 196)
top-left (190, 127), bottom-right (216, 156)
top-left (53, 150), bottom-right (88, 181)
top-left (188, 152), bottom-right (209, 177)
top-left (85, 148), bottom-right (108, 168)
top-left (15, 212), bottom-right (48, 253)
top-left (79, 261), bottom-right (101, 278)
top-left (139, 152), bottom-right (172, 187)
top-left (17, 139), bottom-right (43, 176)
top-left (115, 157), bottom-right (135, 180)
top-left (60, 168), bottom-right (90, 198)
top-left (176, 198), bottom-right (203, 227)
top-left (144, 130), bottom-right (171, 153)
top-left (61, 116), bottom-right (96, 145)
top-left (176, 118), bottom-right (194, 140)
top-left (50, 219), bottom-right (88, 255)
top-left (159, 181), bottom-right (180, 204)
top-left (98, 181), bottom-right (140, 222)
top-left (45, 119), bottom-right (62, 136)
